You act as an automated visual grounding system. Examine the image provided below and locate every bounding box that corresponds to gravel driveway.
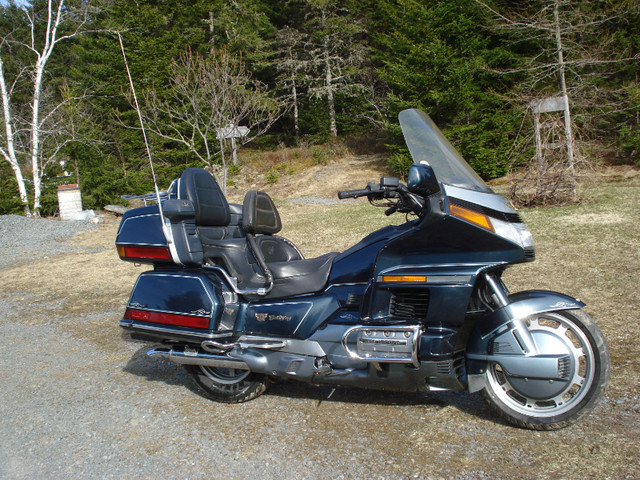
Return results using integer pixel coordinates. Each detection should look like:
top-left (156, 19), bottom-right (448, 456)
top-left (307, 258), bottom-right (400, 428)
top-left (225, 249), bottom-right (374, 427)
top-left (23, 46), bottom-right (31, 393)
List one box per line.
top-left (0, 215), bottom-right (637, 480)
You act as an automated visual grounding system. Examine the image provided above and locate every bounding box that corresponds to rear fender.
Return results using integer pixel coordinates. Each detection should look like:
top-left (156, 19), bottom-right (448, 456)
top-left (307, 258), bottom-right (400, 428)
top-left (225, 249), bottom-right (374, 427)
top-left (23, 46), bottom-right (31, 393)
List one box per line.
top-left (465, 290), bottom-right (585, 393)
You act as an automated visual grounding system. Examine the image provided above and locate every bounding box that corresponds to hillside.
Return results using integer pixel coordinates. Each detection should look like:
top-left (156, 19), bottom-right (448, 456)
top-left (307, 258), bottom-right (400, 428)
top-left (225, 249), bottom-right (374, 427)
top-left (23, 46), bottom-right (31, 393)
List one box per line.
top-left (226, 152), bottom-right (391, 205)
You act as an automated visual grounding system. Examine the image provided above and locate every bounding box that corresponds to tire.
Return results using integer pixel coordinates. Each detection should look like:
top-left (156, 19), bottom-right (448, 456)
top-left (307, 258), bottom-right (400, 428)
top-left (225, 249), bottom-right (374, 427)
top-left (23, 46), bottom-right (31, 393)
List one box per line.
top-left (185, 365), bottom-right (268, 403)
top-left (481, 309), bottom-right (610, 430)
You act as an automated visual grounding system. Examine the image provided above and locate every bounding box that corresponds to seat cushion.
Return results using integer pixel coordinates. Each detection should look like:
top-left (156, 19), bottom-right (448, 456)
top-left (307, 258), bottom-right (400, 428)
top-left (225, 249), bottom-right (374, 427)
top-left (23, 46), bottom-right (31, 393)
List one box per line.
top-left (179, 168), bottom-right (230, 227)
top-left (265, 252), bottom-right (338, 299)
top-left (255, 235), bottom-right (303, 263)
top-left (242, 190), bottom-right (281, 235)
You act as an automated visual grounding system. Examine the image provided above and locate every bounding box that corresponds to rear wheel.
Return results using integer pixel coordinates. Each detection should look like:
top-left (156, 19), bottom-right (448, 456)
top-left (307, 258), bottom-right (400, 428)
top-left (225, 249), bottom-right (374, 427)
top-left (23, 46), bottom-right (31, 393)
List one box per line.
top-left (186, 365), bottom-right (268, 403)
top-left (481, 309), bottom-right (609, 430)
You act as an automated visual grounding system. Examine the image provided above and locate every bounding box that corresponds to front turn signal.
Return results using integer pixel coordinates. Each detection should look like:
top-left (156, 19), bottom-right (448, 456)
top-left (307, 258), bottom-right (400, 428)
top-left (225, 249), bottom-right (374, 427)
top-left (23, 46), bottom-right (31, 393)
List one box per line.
top-left (450, 204), bottom-right (495, 233)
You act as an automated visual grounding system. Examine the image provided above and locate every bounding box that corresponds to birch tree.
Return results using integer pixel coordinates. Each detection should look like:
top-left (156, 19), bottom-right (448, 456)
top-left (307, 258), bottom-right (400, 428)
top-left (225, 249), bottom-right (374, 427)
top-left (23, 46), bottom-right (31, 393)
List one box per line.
top-left (273, 26), bottom-right (309, 142)
top-left (0, 0), bottom-right (92, 216)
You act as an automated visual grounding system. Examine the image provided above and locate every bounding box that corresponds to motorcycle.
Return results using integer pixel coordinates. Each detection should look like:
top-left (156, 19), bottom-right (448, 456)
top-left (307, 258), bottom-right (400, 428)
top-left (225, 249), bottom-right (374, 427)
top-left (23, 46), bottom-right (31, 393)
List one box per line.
top-left (116, 108), bottom-right (609, 430)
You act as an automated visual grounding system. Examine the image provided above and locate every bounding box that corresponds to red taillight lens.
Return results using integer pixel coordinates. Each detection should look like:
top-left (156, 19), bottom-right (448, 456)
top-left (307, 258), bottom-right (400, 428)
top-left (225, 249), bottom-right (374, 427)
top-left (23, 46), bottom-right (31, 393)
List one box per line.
top-left (124, 308), bottom-right (210, 329)
top-left (117, 245), bottom-right (171, 260)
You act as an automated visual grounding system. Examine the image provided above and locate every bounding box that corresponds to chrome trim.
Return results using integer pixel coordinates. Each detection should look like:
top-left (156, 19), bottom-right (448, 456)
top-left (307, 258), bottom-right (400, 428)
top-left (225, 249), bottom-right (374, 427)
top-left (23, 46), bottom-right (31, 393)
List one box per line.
top-left (378, 262), bottom-right (505, 277)
top-left (324, 282), bottom-right (368, 290)
top-left (201, 340), bottom-right (234, 352)
top-left (147, 347), bottom-right (249, 370)
top-left (483, 272), bottom-right (510, 308)
top-left (237, 335), bottom-right (327, 357)
top-left (376, 274), bottom-right (473, 284)
top-left (341, 325), bottom-right (421, 367)
top-left (119, 319), bottom-right (233, 340)
top-left (204, 265), bottom-right (272, 296)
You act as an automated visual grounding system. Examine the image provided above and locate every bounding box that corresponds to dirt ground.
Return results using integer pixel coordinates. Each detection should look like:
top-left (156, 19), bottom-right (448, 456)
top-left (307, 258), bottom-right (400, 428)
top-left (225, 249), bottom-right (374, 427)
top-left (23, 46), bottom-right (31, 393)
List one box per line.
top-left (0, 161), bottom-right (638, 479)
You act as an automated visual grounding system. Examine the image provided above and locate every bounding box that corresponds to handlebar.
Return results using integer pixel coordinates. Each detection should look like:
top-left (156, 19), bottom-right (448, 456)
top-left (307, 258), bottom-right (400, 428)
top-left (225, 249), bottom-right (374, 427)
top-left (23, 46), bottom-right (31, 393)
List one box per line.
top-left (338, 179), bottom-right (426, 217)
top-left (337, 187), bottom-right (376, 200)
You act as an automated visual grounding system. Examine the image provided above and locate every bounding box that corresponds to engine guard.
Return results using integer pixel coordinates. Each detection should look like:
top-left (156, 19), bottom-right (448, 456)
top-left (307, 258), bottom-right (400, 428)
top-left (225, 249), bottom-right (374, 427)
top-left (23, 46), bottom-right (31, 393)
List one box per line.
top-left (465, 290), bottom-right (585, 393)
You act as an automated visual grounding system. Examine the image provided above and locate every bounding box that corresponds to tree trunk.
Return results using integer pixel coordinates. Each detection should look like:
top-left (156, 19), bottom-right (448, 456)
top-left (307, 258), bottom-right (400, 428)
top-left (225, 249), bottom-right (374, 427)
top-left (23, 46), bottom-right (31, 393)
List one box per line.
top-left (292, 78), bottom-right (300, 141)
top-left (553, 0), bottom-right (577, 196)
top-left (30, 63), bottom-right (45, 216)
top-left (323, 36), bottom-right (338, 137)
top-left (0, 56), bottom-right (31, 216)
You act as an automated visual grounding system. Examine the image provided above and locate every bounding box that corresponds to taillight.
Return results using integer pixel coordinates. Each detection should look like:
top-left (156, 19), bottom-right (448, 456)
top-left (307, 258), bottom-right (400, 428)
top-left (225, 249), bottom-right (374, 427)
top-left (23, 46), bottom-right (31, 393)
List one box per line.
top-left (117, 245), bottom-right (171, 260)
top-left (124, 308), bottom-right (210, 329)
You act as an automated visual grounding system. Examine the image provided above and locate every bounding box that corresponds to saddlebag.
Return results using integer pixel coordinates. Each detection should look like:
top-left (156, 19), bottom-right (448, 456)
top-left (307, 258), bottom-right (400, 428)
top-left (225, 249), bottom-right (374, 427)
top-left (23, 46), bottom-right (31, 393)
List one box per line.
top-left (120, 270), bottom-right (237, 341)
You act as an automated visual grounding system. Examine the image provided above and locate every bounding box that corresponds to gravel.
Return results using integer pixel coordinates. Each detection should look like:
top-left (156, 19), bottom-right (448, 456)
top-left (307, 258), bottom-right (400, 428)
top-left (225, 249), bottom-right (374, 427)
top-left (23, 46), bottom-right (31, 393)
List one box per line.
top-left (290, 196), bottom-right (346, 205)
top-left (0, 215), bottom-right (99, 269)
top-left (0, 214), bottom-right (636, 480)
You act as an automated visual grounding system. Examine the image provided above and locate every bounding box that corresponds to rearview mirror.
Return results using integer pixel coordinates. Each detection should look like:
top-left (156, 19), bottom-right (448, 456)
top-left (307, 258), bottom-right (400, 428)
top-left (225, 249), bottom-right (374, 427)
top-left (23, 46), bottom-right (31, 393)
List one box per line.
top-left (407, 163), bottom-right (440, 197)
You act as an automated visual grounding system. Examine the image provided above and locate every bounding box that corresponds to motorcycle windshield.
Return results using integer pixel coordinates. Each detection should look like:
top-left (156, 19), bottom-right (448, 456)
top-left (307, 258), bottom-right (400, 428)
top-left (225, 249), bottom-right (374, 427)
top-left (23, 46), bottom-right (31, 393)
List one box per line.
top-left (399, 109), bottom-right (492, 193)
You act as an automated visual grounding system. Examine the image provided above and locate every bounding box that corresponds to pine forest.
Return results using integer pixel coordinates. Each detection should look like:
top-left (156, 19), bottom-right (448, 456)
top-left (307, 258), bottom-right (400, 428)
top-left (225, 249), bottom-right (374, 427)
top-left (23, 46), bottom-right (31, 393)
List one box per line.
top-left (1, 0), bottom-right (638, 215)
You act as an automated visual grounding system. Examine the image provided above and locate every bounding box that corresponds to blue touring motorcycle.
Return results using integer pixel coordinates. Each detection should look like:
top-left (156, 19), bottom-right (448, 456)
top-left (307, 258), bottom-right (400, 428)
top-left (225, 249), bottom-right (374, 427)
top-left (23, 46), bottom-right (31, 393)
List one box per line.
top-left (116, 109), bottom-right (609, 430)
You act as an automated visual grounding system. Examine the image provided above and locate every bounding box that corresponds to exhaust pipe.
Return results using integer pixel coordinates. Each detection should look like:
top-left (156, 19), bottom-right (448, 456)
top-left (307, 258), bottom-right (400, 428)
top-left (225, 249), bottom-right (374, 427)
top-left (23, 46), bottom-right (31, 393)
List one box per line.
top-left (147, 346), bottom-right (250, 370)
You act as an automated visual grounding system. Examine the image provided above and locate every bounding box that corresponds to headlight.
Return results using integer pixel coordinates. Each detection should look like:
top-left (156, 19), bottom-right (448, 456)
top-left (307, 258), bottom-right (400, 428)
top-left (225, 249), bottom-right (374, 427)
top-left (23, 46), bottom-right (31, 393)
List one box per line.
top-left (491, 217), bottom-right (535, 251)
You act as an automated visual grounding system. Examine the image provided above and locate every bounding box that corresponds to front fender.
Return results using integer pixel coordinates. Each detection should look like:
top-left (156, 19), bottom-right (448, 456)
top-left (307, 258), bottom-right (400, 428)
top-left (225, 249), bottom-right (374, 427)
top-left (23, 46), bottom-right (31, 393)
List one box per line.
top-left (465, 290), bottom-right (585, 393)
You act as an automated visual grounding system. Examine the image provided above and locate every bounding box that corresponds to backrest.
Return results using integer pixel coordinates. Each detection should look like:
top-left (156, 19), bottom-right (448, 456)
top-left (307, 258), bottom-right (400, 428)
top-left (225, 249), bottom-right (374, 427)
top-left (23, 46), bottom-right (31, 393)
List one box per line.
top-left (178, 168), bottom-right (230, 227)
top-left (242, 190), bottom-right (282, 235)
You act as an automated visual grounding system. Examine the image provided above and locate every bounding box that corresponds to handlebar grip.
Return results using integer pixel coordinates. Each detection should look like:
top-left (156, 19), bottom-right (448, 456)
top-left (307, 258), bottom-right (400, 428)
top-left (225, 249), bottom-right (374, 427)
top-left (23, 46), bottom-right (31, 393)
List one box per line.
top-left (338, 188), bottom-right (372, 199)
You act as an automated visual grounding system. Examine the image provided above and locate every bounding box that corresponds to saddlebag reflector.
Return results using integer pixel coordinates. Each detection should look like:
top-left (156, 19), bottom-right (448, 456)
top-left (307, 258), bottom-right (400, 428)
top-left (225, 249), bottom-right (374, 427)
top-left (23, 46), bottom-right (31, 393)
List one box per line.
top-left (117, 245), bottom-right (172, 261)
top-left (124, 308), bottom-right (210, 329)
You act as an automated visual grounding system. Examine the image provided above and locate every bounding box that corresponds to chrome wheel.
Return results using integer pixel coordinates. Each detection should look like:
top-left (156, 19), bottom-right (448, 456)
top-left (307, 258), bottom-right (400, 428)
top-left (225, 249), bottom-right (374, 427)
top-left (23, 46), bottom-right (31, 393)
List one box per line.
top-left (482, 309), bottom-right (609, 429)
top-left (199, 366), bottom-right (251, 385)
top-left (185, 364), bottom-right (268, 403)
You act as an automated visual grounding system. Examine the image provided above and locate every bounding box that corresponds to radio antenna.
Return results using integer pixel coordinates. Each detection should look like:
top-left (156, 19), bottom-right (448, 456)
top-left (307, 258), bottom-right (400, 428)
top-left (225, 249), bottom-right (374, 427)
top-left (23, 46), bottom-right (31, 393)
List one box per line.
top-left (117, 32), bottom-right (164, 214)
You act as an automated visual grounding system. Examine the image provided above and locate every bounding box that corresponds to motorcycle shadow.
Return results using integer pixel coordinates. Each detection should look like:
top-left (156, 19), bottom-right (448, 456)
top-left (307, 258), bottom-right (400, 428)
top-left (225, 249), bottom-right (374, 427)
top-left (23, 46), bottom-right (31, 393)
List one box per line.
top-left (122, 342), bottom-right (191, 387)
top-left (123, 343), bottom-right (499, 425)
top-left (266, 380), bottom-right (495, 422)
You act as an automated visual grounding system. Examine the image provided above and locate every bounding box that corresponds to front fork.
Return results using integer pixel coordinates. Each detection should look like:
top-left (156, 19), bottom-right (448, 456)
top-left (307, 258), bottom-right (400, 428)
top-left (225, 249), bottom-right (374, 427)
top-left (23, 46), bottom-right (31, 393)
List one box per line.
top-left (465, 272), bottom-right (585, 393)
top-left (482, 272), bottom-right (538, 355)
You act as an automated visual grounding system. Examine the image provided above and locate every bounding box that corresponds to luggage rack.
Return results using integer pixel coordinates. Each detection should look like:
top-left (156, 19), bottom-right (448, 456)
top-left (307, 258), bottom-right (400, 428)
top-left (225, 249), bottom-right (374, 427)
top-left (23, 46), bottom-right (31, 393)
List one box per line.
top-left (121, 179), bottom-right (177, 206)
top-left (121, 191), bottom-right (168, 206)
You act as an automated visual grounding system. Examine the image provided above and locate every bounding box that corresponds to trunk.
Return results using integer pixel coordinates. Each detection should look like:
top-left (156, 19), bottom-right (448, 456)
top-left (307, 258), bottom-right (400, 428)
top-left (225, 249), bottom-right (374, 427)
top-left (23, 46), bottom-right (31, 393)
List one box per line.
top-left (291, 67), bottom-right (299, 141)
top-left (323, 36), bottom-right (337, 138)
top-left (533, 110), bottom-right (544, 196)
top-left (553, 0), bottom-right (577, 196)
top-left (0, 57), bottom-right (31, 216)
top-left (30, 63), bottom-right (45, 216)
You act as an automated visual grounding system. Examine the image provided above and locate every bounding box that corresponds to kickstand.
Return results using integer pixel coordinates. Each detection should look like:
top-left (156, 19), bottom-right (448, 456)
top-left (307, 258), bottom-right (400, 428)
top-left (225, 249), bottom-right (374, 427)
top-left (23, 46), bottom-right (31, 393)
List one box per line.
top-left (316, 388), bottom-right (336, 407)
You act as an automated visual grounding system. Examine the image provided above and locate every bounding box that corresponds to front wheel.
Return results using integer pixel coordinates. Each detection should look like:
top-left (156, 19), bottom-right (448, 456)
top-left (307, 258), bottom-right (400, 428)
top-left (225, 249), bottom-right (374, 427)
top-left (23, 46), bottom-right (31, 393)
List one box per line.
top-left (186, 365), bottom-right (268, 403)
top-left (481, 309), bottom-right (610, 430)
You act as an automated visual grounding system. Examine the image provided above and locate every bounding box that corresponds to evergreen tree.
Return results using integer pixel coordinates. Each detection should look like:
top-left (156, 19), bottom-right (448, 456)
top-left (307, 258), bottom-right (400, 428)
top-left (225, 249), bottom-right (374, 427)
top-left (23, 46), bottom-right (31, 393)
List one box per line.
top-left (363, 0), bottom-right (520, 178)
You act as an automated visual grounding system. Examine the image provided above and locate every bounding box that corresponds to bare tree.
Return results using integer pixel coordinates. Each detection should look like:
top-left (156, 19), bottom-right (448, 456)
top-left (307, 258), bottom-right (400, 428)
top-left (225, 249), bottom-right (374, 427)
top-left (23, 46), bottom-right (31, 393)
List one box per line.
top-left (139, 47), bottom-right (281, 193)
top-left (477, 0), bottom-right (638, 204)
top-left (304, 0), bottom-right (366, 138)
top-left (273, 26), bottom-right (309, 142)
top-left (0, 0), bottom-right (93, 216)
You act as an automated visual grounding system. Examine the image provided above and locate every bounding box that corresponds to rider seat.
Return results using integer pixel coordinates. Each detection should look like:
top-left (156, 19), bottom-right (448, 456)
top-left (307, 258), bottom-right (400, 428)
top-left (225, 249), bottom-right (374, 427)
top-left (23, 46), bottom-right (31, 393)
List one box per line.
top-left (242, 190), bottom-right (338, 298)
top-left (177, 168), bottom-right (336, 299)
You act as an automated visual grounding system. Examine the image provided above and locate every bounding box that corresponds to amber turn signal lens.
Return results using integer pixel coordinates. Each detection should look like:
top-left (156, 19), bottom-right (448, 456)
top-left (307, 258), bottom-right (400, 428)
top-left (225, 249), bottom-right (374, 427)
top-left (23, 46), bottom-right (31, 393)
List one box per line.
top-left (381, 275), bottom-right (427, 283)
top-left (449, 204), bottom-right (495, 232)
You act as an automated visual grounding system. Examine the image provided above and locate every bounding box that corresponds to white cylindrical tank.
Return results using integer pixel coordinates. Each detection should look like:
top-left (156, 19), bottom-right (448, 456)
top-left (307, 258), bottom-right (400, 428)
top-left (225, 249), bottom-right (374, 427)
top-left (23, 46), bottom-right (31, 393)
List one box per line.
top-left (57, 184), bottom-right (83, 220)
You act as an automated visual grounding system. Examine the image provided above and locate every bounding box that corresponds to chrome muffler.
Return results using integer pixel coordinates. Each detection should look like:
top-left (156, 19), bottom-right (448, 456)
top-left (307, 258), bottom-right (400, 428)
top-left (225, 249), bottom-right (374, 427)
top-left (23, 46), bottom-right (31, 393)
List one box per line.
top-left (147, 346), bottom-right (250, 370)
